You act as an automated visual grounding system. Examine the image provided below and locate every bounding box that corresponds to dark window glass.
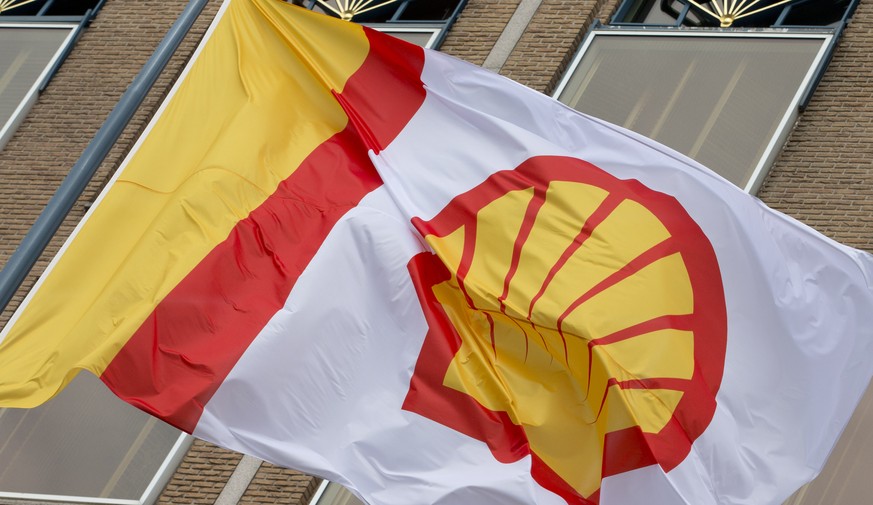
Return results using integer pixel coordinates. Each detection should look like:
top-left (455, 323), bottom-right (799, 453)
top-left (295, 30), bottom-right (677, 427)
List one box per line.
top-left (0, 0), bottom-right (101, 17)
top-left (615, 0), bottom-right (851, 28)
top-left (305, 0), bottom-right (462, 22)
top-left (398, 0), bottom-right (460, 21)
top-left (43, 0), bottom-right (103, 16)
top-left (782, 0), bottom-right (852, 26)
top-left (555, 33), bottom-right (827, 188)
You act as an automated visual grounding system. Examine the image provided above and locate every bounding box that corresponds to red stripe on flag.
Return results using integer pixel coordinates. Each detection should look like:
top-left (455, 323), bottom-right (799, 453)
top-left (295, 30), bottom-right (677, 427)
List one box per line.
top-left (335, 27), bottom-right (428, 154)
top-left (101, 30), bottom-right (426, 432)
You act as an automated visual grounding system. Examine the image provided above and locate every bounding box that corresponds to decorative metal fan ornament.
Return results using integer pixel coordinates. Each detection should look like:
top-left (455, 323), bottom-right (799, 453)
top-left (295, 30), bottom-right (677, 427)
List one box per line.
top-left (0, 0), bottom-right (39, 13)
top-left (684, 0), bottom-right (795, 27)
top-left (314, 0), bottom-right (403, 21)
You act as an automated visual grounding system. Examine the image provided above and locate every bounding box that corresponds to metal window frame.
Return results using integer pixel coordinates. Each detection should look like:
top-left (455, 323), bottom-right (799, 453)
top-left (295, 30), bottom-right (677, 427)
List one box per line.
top-left (0, 2), bottom-right (107, 149)
top-left (607, 0), bottom-right (859, 108)
top-left (0, 433), bottom-right (192, 505)
top-left (0, 4), bottom-right (195, 503)
top-left (611, 0), bottom-right (859, 29)
top-left (0, 0), bottom-right (104, 19)
top-left (363, 22), bottom-right (442, 47)
top-left (0, 22), bottom-right (79, 151)
top-left (302, 0), bottom-right (468, 49)
top-left (308, 480), bottom-right (367, 505)
top-left (308, 480), bottom-right (330, 504)
top-left (552, 28), bottom-right (834, 194)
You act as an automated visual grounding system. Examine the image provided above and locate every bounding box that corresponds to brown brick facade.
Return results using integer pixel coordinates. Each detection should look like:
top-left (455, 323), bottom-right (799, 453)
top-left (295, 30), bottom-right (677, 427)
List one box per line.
top-left (0, 0), bottom-right (871, 503)
top-left (158, 440), bottom-right (243, 505)
top-left (439, 0), bottom-right (522, 65)
top-left (0, 0), bottom-right (247, 502)
top-left (0, 2), bottom-right (327, 503)
top-left (499, 0), bottom-right (603, 93)
top-left (759, 0), bottom-right (873, 253)
top-left (0, 0), bottom-right (222, 323)
top-left (239, 464), bottom-right (320, 505)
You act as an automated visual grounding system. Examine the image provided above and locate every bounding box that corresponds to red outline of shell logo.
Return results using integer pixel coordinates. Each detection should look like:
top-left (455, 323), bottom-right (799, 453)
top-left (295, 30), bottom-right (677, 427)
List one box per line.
top-left (403, 156), bottom-right (727, 504)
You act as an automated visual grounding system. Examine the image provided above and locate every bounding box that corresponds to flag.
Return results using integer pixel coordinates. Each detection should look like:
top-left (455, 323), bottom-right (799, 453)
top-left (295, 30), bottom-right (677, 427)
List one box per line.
top-left (2, 0), bottom-right (873, 503)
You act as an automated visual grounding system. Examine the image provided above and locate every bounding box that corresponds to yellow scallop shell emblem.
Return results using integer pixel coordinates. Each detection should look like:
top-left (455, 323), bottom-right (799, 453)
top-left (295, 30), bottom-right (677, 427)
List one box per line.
top-left (404, 156), bottom-right (727, 504)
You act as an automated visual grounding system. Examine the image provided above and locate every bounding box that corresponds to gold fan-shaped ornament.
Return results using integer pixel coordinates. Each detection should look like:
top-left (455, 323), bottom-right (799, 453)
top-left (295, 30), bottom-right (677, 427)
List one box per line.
top-left (314, 0), bottom-right (402, 21)
top-left (686, 0), bottom-right (796, 27)
top-left (0, 0), bottom-right (39, 13)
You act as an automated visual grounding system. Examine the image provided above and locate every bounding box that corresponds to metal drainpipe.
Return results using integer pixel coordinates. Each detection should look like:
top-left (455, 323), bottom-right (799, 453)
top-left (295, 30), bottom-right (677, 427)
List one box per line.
top-left (0, 0), bottom-right (210, 313)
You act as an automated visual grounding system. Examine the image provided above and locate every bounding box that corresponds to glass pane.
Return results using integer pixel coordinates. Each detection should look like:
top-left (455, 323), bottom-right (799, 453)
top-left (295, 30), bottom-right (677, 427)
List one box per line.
top-left (0, 373), bottom-right (180, 500)
top-left (641, 5), bottom-right (682, 26)
top-left (316, 482), bottom-right (367, 505)
top-left (377, 28), bottom-right (437, 47)
top-left (398, 0), bottom-right (460, 21)
top-left (0, 0), bottom-right (103, 16)
top-left (44, 0), bottom-right (103, 16)
top-left (613, 0), bottom-right (852, 28)
top-left (556, 34), bottom-right (825, 187)
top-left (781, 0), bottom-right (851, 27)
top-left (618, 0), bottom-right (681, 25)
top-left (0, 26), bottom-right (72, 132)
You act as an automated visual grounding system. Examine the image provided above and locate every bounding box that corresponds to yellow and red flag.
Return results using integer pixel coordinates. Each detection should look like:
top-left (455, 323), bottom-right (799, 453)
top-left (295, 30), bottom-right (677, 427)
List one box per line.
top-left (2, 1), bottom-right (873, 504)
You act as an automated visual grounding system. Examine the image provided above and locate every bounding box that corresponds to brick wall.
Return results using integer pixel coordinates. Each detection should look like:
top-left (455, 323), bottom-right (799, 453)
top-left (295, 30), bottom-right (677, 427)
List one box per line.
top-left (239, 464), bottom-right (320, 505)
top-left (0, 0), bottom-right (221, 323)
top-left (0, 1), bottom-right (251, 503)
top-left (440, 0), bottom-right (522, 65)
top-left (159, 440), bottom-right (243, 505)
top-left (759, 0), bottom-right (873, 253)
top-left (3, 0), bottom-right (870, 504)
top-left (475, 0), bottom-right (873, 260)
top-left (596, 0), bottom-right (623, 24)
top-left (440, 0), bottom-right (621, 93)
top-left (499, 0), bottom-right (603, 93)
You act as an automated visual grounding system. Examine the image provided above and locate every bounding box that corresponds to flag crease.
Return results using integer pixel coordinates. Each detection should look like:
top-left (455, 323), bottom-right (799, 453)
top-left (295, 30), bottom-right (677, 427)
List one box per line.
top-left (1, 1), bottom-right (872, 505)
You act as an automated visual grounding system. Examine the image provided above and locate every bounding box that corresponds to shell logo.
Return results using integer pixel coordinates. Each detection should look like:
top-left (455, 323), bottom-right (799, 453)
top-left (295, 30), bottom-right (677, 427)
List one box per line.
top-left (403, 156), bottom-right (727, 504)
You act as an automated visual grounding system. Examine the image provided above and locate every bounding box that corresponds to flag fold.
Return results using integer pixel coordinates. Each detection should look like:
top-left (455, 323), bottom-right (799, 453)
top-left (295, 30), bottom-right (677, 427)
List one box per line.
top-left (1, 1), bottom-right (872, 504)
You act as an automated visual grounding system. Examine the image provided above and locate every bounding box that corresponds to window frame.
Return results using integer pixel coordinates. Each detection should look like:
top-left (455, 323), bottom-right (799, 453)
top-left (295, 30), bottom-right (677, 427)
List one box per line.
top-left (0, 10), bottom-right (189, 505)
top-left (552, 28), bottom-right (834, 193)
top-left (0, 21), bottom-right (80, 151)
top-left (301, 0), bottom-right (468, 49)
top-left (364, 22), bottom-right (442, 48)
top-left (0, 433), bottom-right (191, 505)
top-left (309, 480), bottom-right (366, 505)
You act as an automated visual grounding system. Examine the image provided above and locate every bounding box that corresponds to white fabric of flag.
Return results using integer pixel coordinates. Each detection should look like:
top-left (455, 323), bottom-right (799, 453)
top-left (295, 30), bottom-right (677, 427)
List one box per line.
top-left (2, 2), bottom-right (871, 504)
top-left (195, 24), bottom-right (873, 505)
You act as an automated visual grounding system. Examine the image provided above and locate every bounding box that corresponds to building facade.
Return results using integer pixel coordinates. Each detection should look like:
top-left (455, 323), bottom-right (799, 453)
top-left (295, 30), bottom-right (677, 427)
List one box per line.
top-left (0, 0), bottom-right (870, 504)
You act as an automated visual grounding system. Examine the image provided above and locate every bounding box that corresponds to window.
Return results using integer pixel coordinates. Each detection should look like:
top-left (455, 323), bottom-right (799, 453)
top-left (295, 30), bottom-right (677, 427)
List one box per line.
top-left (0, 374), bottom-right (188, 504)
top-left (364, 23), bottom-right (443, 48)
top-left (0, 0), bottom-right (106, 150)
top-left (309, 481), bottom-right (366, 505)
top-left (613, 0), bottom-right (854, 28)
top-left (554, 30), bottom-right (831, 191)
top-left (555, 1), bottom-right (872, 503)
top-left (0, 23), bottom-right (78, 150)
top-left (0, 4), bottom-right (187, 504)
top-left (554, 0), bottom-right (857, 192)
top-left (301, 0), bottom-right (467, 48)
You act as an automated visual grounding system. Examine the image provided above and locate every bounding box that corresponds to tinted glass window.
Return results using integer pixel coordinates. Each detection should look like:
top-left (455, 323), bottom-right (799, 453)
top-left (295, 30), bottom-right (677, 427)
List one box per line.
top-left (556, 33), bottom-right (826, 188)
top-left (0, 373), bottom-right (180, 500)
